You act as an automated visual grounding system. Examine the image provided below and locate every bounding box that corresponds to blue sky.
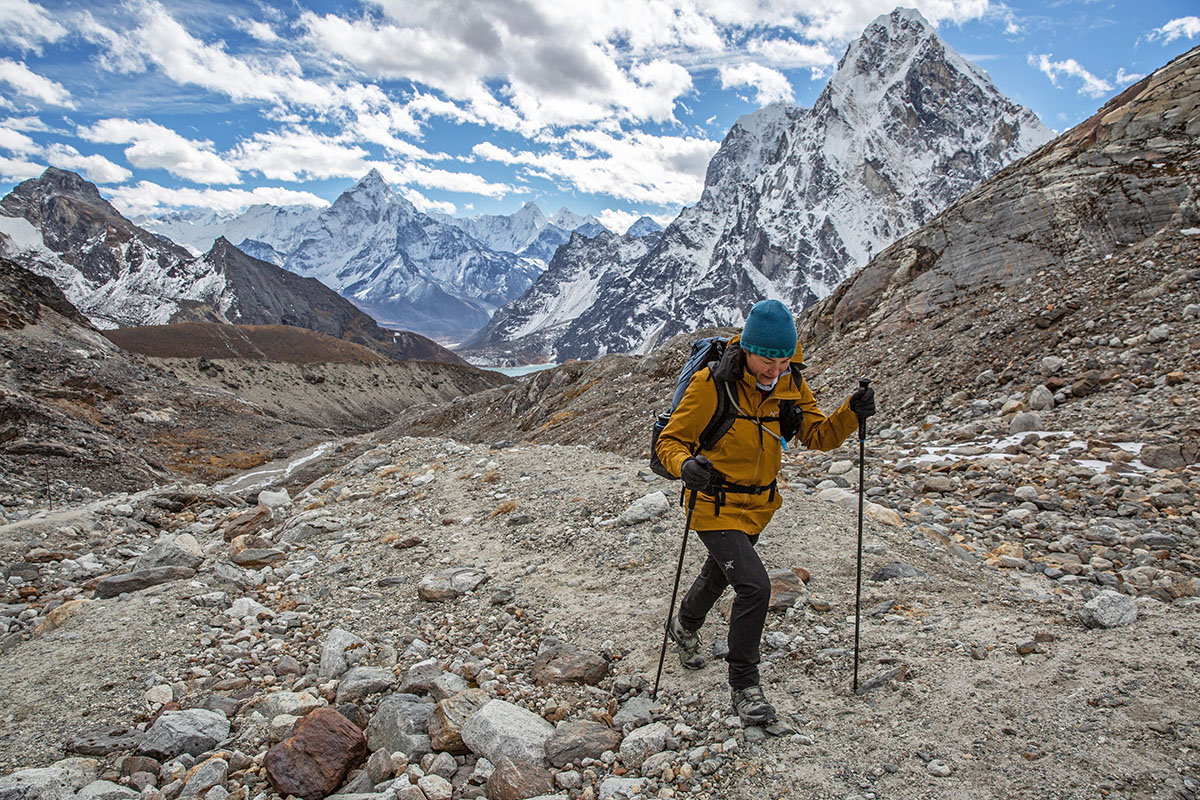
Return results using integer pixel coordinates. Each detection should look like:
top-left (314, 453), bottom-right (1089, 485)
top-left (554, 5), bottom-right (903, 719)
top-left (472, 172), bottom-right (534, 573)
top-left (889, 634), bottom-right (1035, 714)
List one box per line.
top-left (0, 1), bottom-right (1196, 233)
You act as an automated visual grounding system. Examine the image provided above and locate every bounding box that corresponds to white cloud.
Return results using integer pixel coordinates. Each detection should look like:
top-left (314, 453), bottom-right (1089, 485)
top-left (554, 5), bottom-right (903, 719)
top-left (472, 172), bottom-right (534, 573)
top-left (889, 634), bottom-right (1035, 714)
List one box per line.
top-left (105, 180), bottom-right (328, 217)
top-left (1115, 68), bottom-right (1145, 86)
top-left (0, 59), bottom-right (74, 107)
top-left (80, 118), bottom-right (240, 184)
top-left (239, 18), bottom-right (280, 43)
top-left (1149, 16), bottom-right (1200, 43)
top-left (232, 129), bottom-right (370, 181)
top-left (0, 125), bottom-right (37, 154)
top-left (596, 208), bottom-right (643, 235)
top-left (1029, 53), bottom-right (1113, 99)
top-left (474, 128), bottom-right (720, 207)
top-left (372, 161), bottom-right (513, 198)
top-left (748, 37), bottom-right (837, 76)
top-left (0, 153), bottom-right (43, 182)
top-left (719, 63), bottom-right (794, 104)
top-left (398, 186), bottom-right (456, 215)
top-left (43, 143), bottom-right (132, 183)
top-left (0, 0), bottom-right (68, 53)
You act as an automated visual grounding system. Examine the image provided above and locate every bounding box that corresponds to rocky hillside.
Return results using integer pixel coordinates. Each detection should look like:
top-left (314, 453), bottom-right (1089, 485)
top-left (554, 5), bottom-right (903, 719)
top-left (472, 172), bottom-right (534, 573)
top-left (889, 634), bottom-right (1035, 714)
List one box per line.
top-left (0, 255), bottom-right (508, 507)
top-left (103, 324), bottom-right (392, 365)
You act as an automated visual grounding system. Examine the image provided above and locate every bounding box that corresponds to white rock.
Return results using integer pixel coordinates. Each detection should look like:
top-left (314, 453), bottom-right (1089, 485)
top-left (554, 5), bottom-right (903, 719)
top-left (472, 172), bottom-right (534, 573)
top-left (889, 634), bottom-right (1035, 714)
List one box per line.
top-left (1039, 356), bottom-right (1066, 376)
top-left (257, 489), bottom-right (292, 509)
top-left (461, 699), bottom-right (554, 765)
top-left (618, 721), bottom-right (669, 770)
top-left (1028, 385), bottom-right (1054, 411)
top-left (1080, 590), bottom-right (1138, 629)
top-left (616, 491), bottom-right (670, 526)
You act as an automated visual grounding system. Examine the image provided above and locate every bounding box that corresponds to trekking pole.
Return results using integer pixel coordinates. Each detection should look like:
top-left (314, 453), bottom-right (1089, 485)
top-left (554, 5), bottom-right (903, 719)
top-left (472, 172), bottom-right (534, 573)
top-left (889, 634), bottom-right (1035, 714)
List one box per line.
top-left (652, 489), bottom-right (697, 700)
top-left (852, 378), bottom-right (870, 695)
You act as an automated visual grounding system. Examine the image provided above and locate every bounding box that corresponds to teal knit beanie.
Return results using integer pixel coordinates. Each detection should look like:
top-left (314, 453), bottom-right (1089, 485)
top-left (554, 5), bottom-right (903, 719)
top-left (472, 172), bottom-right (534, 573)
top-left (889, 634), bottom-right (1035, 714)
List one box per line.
top-left (741, 299), bottom-right (796, 359)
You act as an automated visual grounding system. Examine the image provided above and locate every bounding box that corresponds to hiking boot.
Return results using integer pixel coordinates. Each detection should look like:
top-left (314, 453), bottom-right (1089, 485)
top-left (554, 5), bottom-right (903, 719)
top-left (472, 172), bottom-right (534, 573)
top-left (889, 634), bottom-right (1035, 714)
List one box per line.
top-left (666, 616), bottom-right (705, 670)
top-left (731, 684), bottom-right (776, 725)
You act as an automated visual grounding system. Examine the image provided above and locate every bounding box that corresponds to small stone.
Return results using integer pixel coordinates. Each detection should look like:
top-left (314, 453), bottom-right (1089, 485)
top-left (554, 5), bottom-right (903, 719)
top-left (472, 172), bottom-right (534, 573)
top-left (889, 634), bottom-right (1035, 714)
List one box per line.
top-left (1080, 590), bottom-right (1137, 629)
top-left (927, 759), bottom-right (952, 777)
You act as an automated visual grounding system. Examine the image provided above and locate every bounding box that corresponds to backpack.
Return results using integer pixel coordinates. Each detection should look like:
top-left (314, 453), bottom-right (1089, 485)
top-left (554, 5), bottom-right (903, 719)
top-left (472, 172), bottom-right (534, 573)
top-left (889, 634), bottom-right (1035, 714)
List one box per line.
top-left (649, 336), bottom-right (804, 480)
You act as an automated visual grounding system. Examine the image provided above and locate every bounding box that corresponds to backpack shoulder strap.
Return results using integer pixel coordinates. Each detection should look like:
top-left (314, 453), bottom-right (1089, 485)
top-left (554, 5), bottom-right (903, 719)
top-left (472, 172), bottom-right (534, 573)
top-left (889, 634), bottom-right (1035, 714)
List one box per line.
top-left (696, 374), bottom-right (735, 453)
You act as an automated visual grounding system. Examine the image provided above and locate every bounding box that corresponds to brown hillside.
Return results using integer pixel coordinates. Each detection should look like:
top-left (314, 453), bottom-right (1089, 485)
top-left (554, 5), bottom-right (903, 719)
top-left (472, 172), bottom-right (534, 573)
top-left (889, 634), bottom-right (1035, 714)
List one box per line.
top-left (102, 322), bottom-right (390, 364)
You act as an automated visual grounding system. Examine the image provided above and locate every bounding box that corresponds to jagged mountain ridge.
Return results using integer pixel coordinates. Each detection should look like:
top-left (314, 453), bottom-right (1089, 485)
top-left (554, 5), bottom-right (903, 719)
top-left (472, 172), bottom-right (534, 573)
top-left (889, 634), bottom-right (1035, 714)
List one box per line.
top-left (462, 228), bottom-right (664, 362)
top-left (282, 170), bottom-right (543, 341)
top-left (0, 169), bottom-right (463, 364)
top-left (433, 202), bottom-right (610, 264)
top-left (468, 8), bottom-right (1054, 362)
top-left (136, 203), bottom-right (321, 257)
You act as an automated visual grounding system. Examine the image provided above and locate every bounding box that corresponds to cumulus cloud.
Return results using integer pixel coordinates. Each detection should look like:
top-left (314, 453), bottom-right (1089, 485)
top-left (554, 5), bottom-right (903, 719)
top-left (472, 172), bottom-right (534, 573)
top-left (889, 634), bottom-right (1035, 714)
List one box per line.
top-left (1115, 68), bottom-right (1145, 86)
top-left (0, 59), bottom-right (74, 107)
top-left (1029, 53), bottom-right (1113, 98)
top-left (43, 143), bottom-right (131, 183)
top-left (105, 180), bottom-right (328, 217)
top-left (231, 129), bottom-right (371, 181)
top-left (0, 153), bottom-right (43, 182)
top-left (372, 161), bottom-right (513, 198)
top-left (473, 129), bottom-right (720, 207)
top-left (1148, 16), bottom-right (1200, 43)
top-left (0, 0), bottom-right (68, 53)
top-left (719, 63), bottom-right (794, 104)
top-left (0, 125), bottom-right (37, 154)
top-left (80, 118), bottom-right (239, 184)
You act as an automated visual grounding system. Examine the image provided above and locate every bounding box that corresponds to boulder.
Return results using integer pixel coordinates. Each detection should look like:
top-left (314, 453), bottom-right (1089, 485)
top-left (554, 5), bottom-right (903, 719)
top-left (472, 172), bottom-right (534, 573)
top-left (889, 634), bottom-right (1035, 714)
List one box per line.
top-left (530, 648), bottom-right (609, 686)
top-left (1080, 591), bottom-right (1138, 629)
top-left (486, 756), bottom-right (554, 800)
top-left (428, 689), bottom-right (490, 754)
top-left (615, 491), bottom-right (670, 526)
top-left (95, 567), bottom-right (195, 599)
top-left (618, 722), bottom-right (668, 770)
top-left (417, 567), bottom-right (489, 601)
top-left (319, 628), bottom-right (368, 679)
top-left (265, 708), bottom-right (368, 800)
top-left (335, 667), bottom-right (395, 703)
top-left (461, 699), bottom-right (554, 766)
top-left (138, 709), bottom-right (230, 760)
top-left (544, 720), bottom-right (622, 768)
top-left (366, 693), bottom-right (435, 757)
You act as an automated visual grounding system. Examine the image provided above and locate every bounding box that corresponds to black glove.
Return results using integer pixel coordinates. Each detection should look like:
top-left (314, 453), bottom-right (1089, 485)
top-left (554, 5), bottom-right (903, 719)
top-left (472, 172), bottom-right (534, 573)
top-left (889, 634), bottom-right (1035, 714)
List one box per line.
top-left (680, 455), bottom-right (722, 493)
top-left (849, 384), bottom-right (876, 421)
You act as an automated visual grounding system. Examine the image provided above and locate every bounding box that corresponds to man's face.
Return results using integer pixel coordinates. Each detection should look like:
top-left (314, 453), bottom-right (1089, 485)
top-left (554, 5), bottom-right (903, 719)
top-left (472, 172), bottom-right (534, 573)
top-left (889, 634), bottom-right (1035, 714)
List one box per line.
top-left (745, 352), bottom-right (791, 385)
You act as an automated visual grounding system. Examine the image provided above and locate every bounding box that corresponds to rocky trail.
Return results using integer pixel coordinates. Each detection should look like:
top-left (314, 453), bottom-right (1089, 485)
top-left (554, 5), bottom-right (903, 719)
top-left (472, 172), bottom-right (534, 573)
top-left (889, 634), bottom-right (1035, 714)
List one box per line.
top-left (1, 420), bottom-right (1197, 799)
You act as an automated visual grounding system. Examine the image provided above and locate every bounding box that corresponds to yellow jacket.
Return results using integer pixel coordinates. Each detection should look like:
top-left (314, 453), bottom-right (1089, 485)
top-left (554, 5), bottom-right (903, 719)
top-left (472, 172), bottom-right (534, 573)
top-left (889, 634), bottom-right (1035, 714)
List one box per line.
top-left (655, 336), bottom-right (859, 534)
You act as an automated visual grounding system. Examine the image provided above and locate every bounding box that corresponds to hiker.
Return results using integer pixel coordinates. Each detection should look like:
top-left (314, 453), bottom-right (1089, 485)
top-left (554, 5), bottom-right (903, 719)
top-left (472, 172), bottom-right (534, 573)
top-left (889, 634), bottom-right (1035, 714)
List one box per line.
top-left (654, 298), bottom-right (875, 724)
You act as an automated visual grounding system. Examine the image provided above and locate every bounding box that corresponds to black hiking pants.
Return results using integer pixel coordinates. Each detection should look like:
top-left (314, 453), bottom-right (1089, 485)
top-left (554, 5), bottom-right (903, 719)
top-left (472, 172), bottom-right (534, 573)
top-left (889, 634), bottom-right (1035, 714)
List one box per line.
top-left (678, 529), bottom-right (769, 691)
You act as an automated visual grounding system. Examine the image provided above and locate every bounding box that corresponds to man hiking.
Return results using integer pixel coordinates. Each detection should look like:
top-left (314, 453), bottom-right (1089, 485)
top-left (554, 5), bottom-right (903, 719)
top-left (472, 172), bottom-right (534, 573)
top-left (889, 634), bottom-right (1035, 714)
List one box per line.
top-left (654, 298), bottom-right (876, 724)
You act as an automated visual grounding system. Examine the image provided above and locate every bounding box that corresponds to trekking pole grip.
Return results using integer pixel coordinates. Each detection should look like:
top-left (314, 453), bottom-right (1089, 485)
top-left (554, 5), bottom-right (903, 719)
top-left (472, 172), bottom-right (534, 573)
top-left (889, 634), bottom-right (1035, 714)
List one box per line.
top-left (857, 377), bottom-right (870, 441)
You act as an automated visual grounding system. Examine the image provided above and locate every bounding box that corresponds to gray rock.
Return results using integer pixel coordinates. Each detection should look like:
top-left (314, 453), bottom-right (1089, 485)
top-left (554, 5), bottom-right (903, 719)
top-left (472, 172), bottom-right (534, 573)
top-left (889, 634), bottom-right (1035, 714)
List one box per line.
top-left (75, 781), bottom-right (139, 800)
top-left (398, 658), bottom-right (442, 695)
top-left (1039, 356), bottom-right (1066, 376)
top-left (0, 767), bottom-right (79, 800)
top-left (366, 693), bottom-right (435, 757)
top-left (428, 672), bottom-right (469, 701)
top-left (134, 535), bottom-right (203, 572)
top-left (871, 562), bottom-right (928, 582)
top-left (1009, 412), bottom-right (1042, 434)
top-left (336, 667), bottom-right (396, 703)
top-left (138, 710), bottom-right (230, 760)
top-left (616, 491), bottom-right (670, 526)
top-left (544, 721), bottom-right (623, 768)
top-left (257, 489), bottom-right (292, 509)
top-left (1081, 591), bottom-right (1138, 629)
top-left (597, 776), bottom-right (647, 799)
top-left (256, 690), bottom-right (323, 719)
top-left (1029, 385), bottom-right (1054, 411)
top-left (95, 567), bottom-right (196, 599)
top-left (179, 757), bottom-right (227, 797)
top-left (461, 699), bottom-right (554, 766)
top-left (417, 567), bottom-right (489, 601)
top-left (66, 726), bottom-right (143, 756)
top-left (611, 697), bottom-right (656, 730)
top-left (618, 722), bottom-right (669, 770)
top-left (320, 628), bottom-right (368, 679)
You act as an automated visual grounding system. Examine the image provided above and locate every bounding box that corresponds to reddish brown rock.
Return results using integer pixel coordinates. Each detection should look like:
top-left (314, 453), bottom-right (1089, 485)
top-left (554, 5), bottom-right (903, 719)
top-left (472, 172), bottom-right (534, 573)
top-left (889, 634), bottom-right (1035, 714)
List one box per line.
top-left (265, 708), bottom-right (367, 800)
top-left (486, 756), bottom-right (554, 800)
top-left (530, 648), bottom-right (609, 686)
top-left (223, 505), bottom-right (272, 541)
